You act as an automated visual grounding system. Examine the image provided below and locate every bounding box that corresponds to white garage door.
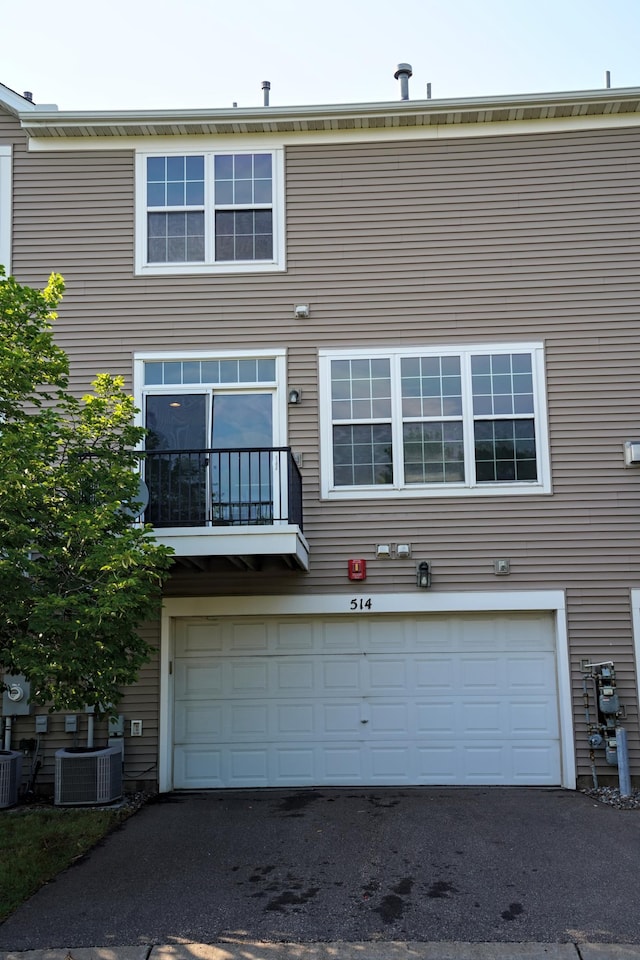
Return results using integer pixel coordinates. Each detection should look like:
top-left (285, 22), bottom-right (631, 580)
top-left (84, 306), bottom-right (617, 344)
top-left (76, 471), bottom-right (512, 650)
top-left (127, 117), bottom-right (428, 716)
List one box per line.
top-left (172, 612), bottom-right (561, 788)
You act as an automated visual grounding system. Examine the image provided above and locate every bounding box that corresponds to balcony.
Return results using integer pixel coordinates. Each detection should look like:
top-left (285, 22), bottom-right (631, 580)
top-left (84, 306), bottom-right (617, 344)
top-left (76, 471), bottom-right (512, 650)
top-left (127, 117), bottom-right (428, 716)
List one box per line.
top-left (143, 447), bottom-right (308, 571)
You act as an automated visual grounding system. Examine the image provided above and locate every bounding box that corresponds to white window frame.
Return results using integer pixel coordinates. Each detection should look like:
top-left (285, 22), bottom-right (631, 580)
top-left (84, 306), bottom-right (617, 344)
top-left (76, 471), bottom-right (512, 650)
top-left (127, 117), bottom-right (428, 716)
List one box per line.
top-left (134, 148), bottom-right (285, 276)
top-left (319, 341), bottom-right (551, 500)
top-left (0, 145), bottom-right (11, 274)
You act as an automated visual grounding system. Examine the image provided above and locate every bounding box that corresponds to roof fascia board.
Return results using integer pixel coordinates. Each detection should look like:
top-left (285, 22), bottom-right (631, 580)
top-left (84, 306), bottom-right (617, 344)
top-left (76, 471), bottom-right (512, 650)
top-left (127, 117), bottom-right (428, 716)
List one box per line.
top-left (18, 85), bottom-right (640, 130)
top-left (0, 84), bottom-right (37, 117)
top-left (23, 112), bottom-right (640, 153)
top-left (14, 87), bottom-right (640, 136)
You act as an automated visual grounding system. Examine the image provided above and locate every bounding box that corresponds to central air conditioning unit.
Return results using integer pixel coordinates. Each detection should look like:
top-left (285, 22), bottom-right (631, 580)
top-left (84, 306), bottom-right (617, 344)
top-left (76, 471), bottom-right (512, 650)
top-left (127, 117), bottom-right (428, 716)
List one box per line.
top-left (54, 745), bottom-right (122, 806)
top-left (0, 750), bottom-right (22, 808)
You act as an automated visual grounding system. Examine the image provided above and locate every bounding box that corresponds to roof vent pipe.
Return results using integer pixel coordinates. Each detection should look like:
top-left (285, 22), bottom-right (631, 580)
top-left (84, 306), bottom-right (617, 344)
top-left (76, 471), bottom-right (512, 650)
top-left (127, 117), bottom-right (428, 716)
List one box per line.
top-left (23, 91), bottom-right (33, 102)
top-left (394, 63), bottom-right (413, 100)
top-left (262, 80), bottom-right (271, 106)
top-left (605, 70), bottom-right (611, 89)
top-left (426, 82), bottom-right (432, 100)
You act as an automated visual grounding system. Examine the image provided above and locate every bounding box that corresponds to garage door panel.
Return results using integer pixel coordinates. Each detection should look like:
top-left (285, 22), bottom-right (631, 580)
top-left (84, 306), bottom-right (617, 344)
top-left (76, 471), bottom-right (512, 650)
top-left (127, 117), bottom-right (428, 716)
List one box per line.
top-left (368, 702), bottom-right (409, 733)
top-left (322, 658), bottom-right (361, 692)
top-left (175, 661), bottom-right (224, 698)
top-left (323, 702), bottom-right (362, 733)
top-left (509, 699), bottom-right (559, 735)
top-left (366, 658), bottom-right (407, 691)
top-left (175, 702), bottom-right (223, 741)
top-left (277, 703), bottom-right (315, 734)
top-left (507, 656), bottom-right (555, 689)
top-left (414, 658), bottom-right (456, 690)
top-left (172, 612), bottom-right (562, 788)
top-left (323, 746), bottom-right (364, 780)
top-left (370, 746), bottom-right (411, 779)
top-left (276, 659), bottom-right (315, 690)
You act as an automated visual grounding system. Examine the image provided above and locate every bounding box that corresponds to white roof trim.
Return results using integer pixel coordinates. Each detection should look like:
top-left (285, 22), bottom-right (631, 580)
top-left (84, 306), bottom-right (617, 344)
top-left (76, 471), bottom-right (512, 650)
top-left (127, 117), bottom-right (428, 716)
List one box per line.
top-left (17, 86), bottom-right (640, 141)
top-left (0, 82), bottom-right (37, 115)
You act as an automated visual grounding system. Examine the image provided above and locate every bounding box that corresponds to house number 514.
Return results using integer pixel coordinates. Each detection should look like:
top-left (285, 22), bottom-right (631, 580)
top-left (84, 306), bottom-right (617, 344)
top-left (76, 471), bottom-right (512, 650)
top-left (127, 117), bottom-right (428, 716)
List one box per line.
top-left (350, 598), bottom-right (372, 611)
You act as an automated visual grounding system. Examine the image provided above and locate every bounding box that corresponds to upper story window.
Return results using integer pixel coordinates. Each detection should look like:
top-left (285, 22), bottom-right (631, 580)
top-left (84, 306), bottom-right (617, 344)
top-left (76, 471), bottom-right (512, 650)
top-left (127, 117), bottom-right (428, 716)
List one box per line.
top-left (319, 343), bottom-right (550, 499)
top-left (0, 145), bottom-right (11, 274)
top-left (135, 148), bottom-right (284, 276)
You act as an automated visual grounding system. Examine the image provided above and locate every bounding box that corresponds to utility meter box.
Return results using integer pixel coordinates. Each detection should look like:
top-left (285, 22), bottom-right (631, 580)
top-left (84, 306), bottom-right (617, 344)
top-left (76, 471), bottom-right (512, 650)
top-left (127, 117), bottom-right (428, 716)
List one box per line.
top-left (2, 675), bottom-right (32, 716)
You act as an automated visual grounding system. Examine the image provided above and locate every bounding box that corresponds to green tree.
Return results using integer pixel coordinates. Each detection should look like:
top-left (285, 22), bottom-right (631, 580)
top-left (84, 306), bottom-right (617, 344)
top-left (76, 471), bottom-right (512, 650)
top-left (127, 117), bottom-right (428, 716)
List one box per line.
top-left (0, 269), bottom-right (173, 715)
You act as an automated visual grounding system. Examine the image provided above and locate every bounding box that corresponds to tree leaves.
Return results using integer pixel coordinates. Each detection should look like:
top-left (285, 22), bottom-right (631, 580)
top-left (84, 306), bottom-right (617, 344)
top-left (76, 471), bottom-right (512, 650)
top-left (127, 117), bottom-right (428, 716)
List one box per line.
top-left (0, 273), bottom-right (173, 715)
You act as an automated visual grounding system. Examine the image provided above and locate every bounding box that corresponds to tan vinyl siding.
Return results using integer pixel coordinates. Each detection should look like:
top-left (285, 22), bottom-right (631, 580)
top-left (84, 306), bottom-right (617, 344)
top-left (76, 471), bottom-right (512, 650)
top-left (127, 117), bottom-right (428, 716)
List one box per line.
top-left (7, 119), bottom-right (640, 786)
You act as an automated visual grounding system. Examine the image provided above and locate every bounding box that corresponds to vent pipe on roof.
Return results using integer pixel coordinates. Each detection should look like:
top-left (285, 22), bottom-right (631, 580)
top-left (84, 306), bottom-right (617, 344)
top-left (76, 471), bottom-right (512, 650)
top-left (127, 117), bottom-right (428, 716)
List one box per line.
top-left (426, 82), bottom-right (432, 100)
top-left (262, 81), bottom-right (271, 106)
top-left (394, 63), bottom-right (413, 100)
top-left (605, 70), bottom-right (611, 89)
top-left (23, 91), bottom-right (33, 102)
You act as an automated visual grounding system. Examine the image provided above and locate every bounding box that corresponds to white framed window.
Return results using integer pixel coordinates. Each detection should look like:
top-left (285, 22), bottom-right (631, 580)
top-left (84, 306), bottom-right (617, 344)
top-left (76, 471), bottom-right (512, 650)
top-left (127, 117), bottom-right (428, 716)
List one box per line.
top-left (0, 145), bottom-right (11, 274)
top-left (319, 342), bottom-right (551, 499)
top-left (135, 149), bottom-right (285, 276)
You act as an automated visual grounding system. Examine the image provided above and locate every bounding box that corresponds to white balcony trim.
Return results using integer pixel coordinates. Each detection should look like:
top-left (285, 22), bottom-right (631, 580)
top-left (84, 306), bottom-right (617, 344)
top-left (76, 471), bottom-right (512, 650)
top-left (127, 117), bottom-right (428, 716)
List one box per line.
top-left (154, 523), bottom-right (309, 570)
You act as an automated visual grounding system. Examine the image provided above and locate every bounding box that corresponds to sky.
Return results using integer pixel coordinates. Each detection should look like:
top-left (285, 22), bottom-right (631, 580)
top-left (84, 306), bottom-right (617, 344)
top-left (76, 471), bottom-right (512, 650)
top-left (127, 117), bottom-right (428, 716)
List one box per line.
top-left (2, 0), bottom-right (639, 111)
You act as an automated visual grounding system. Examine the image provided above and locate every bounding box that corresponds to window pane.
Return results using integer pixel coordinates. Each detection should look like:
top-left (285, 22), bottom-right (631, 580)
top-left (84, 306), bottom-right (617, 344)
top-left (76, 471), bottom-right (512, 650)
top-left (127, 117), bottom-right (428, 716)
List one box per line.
top-left (401, 355), bottom-right (461, 418)
top-left (215, 181), bottom-right (234, 205)
top-left (147, 182), bottom-right (165, 207)
top-left (185, 180), bottom-right (204, 206)
top-left (185, 155), bottom-right (204, 179)
top-left (214, 155), bottom-right (233, 180)
top-left (254, 179), bottom-right (272, 203)
top-left (234, 154), bottom-right (253, 179)
top-left (147, 157), bottom-right (165, 181)
top-left (166, 156), bottom-right (185, 180)
top-left (234, 180), bottom-right (253, 204)
top-left (167, 181), bottom-right (185, 206)
top-left (254, 234), bottom-right (273, 259)
top-left (332, 424), bottom-right (392, 486)
top-left (214, 211), bottom-right (273, 262)
top-left (235, 235), bottom-right (254, 260)
top-left (472, 353), bottom-right (533, 417)
top-left (403, 421), bottom-right (464, 484)
top-left (474, 419), bottom-right (537, 483)
top-left (183, 362), bottom-right (201, 383)
top-left (257, 358), bottom-right (276, 381)
top-left (144, 362), bottom-right (164, 385)
top-left (253, 153), bottom-right (272, 178)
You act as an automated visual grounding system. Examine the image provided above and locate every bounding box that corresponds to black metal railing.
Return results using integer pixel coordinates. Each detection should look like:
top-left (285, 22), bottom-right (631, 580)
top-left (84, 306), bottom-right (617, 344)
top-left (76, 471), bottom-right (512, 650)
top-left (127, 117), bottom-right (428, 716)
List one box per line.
top-left (143, 447), bottom-right (303, 531)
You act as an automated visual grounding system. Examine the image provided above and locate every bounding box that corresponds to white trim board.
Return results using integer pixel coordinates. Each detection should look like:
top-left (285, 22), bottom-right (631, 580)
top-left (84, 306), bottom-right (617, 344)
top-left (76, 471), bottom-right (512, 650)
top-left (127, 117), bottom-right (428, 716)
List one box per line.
top-left (158, 590), bottom-right (574, 792)
top-left (0, 145), bottom-right (11, 273)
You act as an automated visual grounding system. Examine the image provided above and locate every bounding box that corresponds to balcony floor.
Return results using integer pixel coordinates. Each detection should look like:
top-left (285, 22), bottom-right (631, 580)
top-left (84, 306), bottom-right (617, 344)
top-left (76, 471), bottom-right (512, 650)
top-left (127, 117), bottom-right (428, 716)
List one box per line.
top-left (153, 523), bottom-right (309, 571)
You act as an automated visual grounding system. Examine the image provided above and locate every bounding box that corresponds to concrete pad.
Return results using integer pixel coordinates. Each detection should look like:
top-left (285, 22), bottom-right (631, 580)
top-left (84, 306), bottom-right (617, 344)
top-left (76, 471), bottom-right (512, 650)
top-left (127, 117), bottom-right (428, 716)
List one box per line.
top-left (0, 950), bottom-right (150, 960)
top-left (579, 947), bottom-right (640, 959)
top-left (150, 943), bottom-right (580, 960)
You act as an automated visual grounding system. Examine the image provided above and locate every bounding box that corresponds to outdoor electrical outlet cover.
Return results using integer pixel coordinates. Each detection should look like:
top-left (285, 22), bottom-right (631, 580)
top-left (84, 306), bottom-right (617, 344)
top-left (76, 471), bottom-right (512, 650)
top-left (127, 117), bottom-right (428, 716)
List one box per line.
top-left (35, 715), bottom-right (48, 734)
top-left (131, 720), bottom-right (143, 737)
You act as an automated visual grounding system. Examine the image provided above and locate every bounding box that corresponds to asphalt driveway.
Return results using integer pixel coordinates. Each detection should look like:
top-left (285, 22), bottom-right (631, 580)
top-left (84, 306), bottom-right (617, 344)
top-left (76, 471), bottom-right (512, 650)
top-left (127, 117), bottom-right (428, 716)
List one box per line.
top-left (1, 787), bottom-right (639, 950)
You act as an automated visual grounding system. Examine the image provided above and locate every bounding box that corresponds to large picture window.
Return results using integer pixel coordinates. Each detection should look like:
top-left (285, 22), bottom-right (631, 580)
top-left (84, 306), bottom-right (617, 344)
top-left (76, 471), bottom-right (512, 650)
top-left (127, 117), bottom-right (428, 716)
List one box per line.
top-left (319, 343), bottom-right (550, 499)
top-left (136, 149), bottom-right (284, 275)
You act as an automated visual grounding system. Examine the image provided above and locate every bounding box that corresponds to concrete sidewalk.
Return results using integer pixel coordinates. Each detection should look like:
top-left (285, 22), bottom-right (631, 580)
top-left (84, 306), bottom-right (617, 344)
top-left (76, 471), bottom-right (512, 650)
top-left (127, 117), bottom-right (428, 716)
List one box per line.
top-left (3, 943), bottom-right (640, 959)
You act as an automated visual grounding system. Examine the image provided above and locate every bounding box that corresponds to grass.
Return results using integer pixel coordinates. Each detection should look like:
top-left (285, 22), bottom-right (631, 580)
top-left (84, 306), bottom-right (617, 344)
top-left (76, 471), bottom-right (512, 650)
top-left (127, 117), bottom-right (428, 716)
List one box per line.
top-left (0, 804), bottom-right (130, 921)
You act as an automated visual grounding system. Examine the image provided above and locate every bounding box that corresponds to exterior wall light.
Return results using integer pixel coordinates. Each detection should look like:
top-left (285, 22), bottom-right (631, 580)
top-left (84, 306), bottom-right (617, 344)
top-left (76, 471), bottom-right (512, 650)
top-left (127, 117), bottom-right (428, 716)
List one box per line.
top-left (288, 388), bottom-right (302, 404)
top-left (416, 561), bottom-right (431, 588)
top-left (294, 304), bottom-right (310, 319)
